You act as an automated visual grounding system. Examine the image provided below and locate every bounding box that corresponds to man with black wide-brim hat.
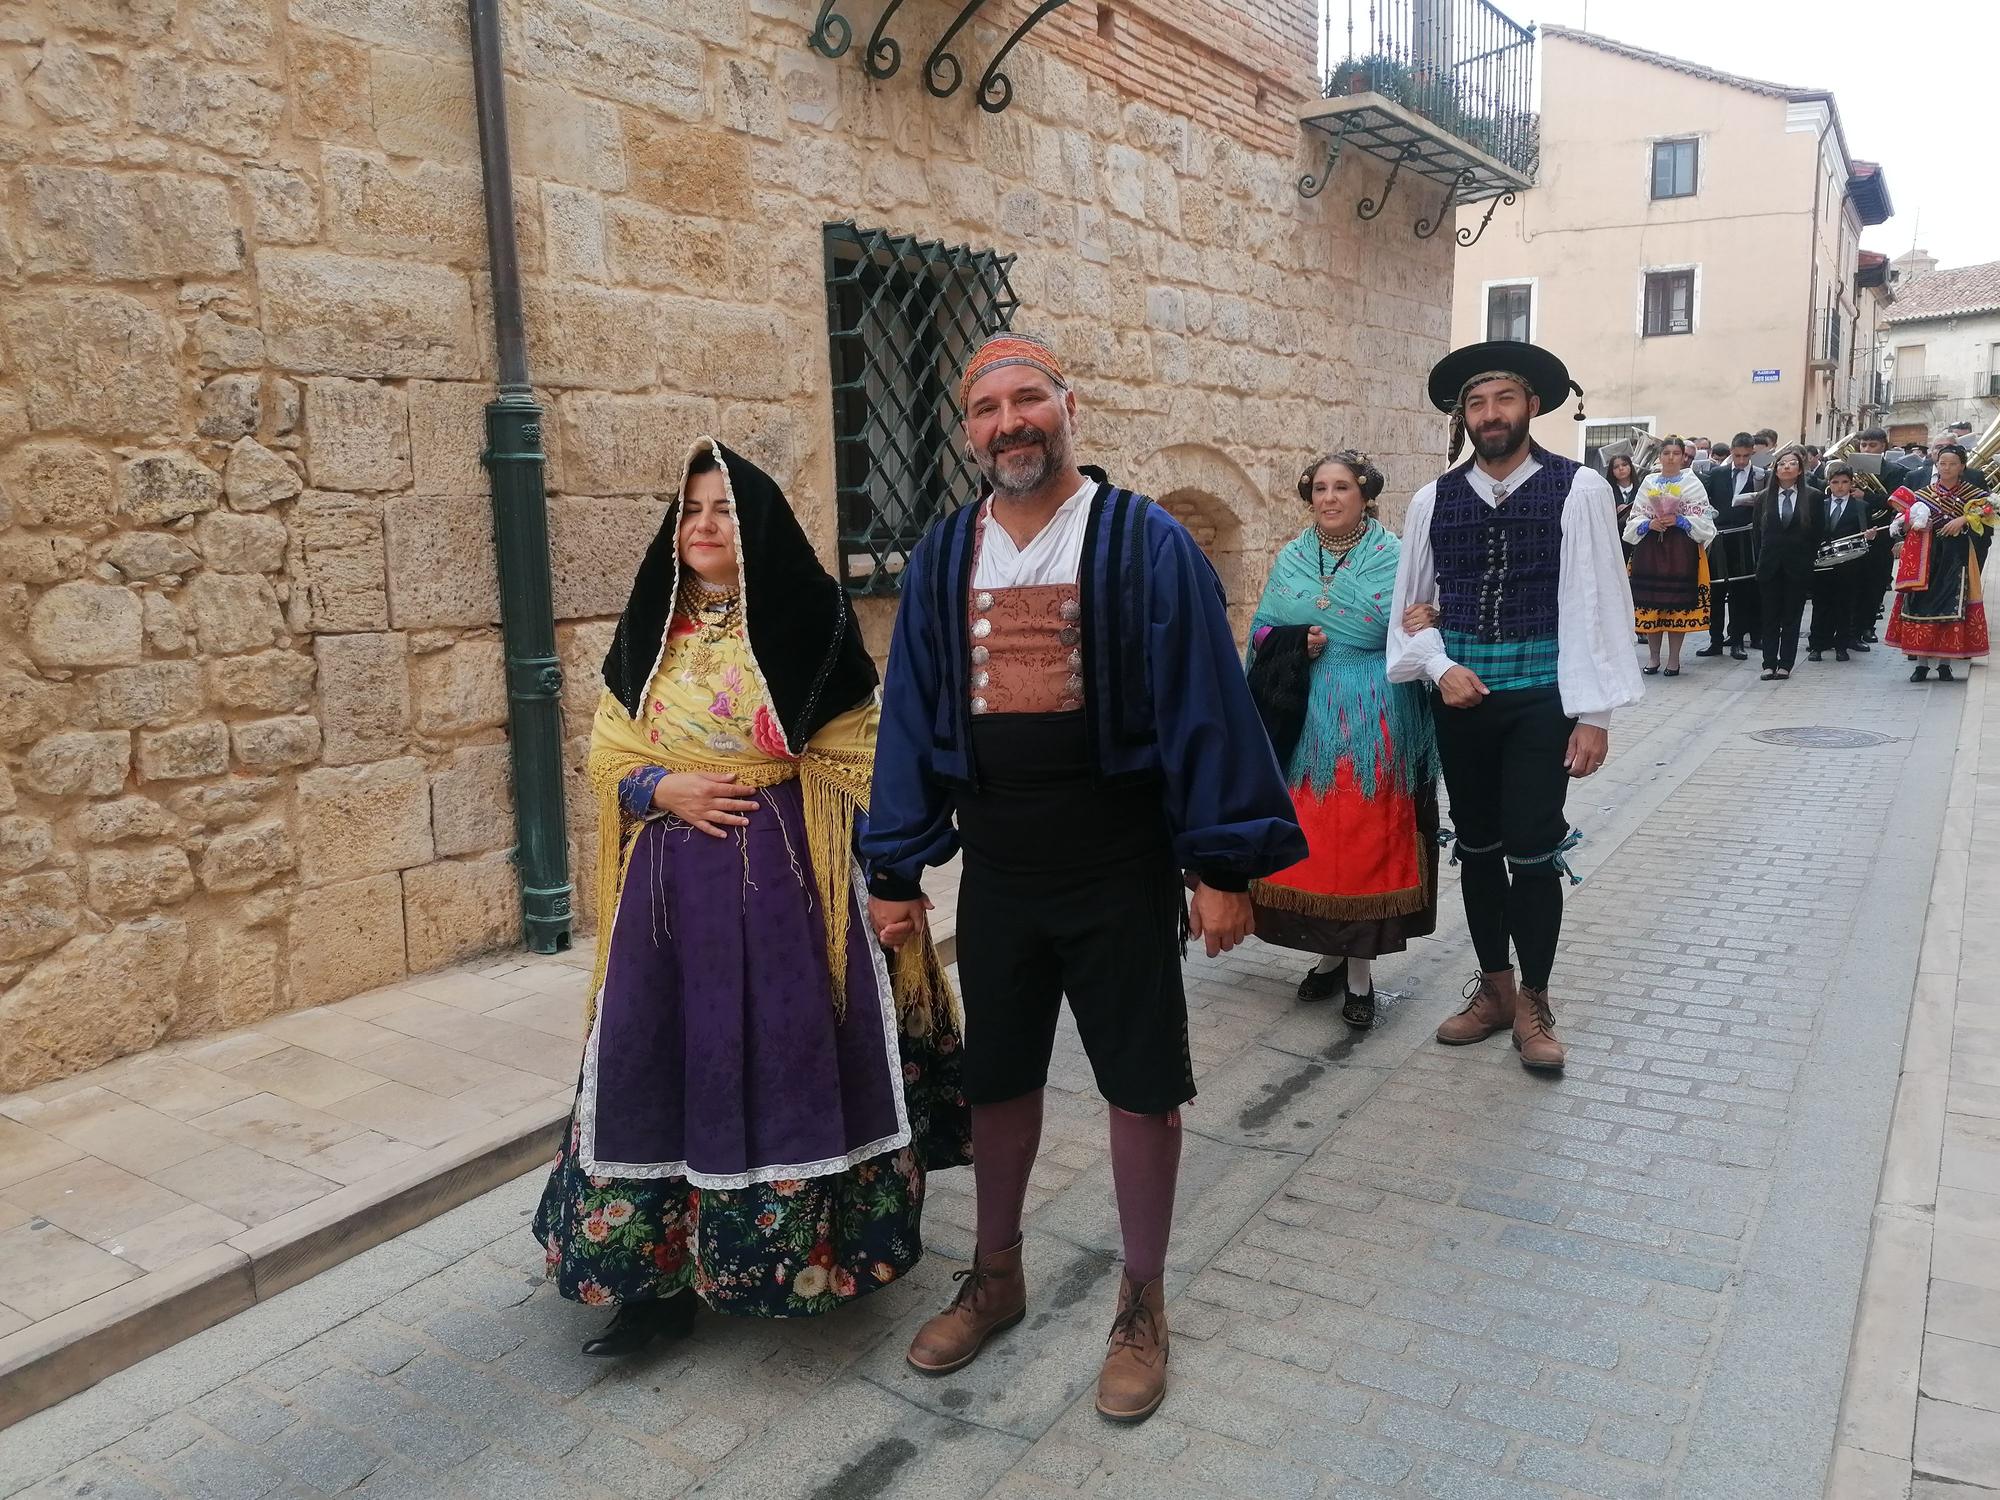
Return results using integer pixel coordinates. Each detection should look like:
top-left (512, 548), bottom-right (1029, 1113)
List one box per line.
top-left (1387, 341), bottom-right (1645, 1072)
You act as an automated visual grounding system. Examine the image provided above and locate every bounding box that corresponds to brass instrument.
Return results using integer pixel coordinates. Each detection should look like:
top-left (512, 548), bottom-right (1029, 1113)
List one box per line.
top-left (1965, 409), bottom-right (2000, 476)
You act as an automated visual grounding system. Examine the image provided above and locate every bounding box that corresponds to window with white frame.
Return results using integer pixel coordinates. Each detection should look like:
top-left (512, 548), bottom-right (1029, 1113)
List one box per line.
top-left (1485, 282), bottom-right (1533, 342)
top-left (1651, 139), bottom-right (1698, 200)
top-left (1643, 270), bottom-right (1695, 337)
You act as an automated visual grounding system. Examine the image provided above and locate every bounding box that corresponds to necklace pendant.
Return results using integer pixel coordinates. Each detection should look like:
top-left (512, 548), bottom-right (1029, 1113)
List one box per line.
top-left (1314, 594), bottom-right (1331, 611)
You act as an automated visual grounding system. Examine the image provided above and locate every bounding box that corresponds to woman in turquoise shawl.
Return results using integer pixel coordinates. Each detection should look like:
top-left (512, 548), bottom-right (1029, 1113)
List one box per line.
top-left (1245, 451), bottom-right (1439, 1026)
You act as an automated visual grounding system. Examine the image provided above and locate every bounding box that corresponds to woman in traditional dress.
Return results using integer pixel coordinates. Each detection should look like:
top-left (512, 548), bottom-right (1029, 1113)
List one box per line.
top-left (1244, 451), bottom-right (1439, 1026)
top-left (1622, 438), bottom-right (1715, 677)
top-left (1887, 442), bottom-right (1992, 682)
top-left (534, 438), bottom-right (970, 1357)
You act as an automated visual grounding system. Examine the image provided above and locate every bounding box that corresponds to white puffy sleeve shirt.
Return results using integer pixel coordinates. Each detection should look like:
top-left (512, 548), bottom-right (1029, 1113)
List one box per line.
top-left (1387, 458), bottom-right (1645, 730)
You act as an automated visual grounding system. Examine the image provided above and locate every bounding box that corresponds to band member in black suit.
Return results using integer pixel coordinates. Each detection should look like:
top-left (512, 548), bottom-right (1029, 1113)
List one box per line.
top-left (1755, 446), bottom-right (1824, 680)
top-left (1698, 433), bottom-right (1765, 659)
top-left (1807, 465), bottom-right (1875, 662)
top-left (1607, 451), bottom-right (1641, 561)
top-left (1852, 428), bottom-right (1907, 644)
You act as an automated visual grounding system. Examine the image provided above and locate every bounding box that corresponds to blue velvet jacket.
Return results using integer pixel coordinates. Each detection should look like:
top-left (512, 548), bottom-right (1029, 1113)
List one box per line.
top-left (863, 472), bottom-right (1306, 900)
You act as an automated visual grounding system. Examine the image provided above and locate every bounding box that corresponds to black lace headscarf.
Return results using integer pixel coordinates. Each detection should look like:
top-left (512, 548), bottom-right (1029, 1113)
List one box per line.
top-left (600, 438), bottom-right (877, 754)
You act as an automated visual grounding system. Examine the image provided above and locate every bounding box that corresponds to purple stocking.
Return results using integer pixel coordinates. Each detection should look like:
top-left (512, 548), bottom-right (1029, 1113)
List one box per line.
top-left (1109, 1106), bottom-right (1182, 1285)
top-left (972, 1090), bottom-right (1044, 1258)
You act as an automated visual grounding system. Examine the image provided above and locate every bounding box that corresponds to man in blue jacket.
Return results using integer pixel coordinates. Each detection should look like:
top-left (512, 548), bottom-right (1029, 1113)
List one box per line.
top-left (863, 332), bottom-right (1303, 1425)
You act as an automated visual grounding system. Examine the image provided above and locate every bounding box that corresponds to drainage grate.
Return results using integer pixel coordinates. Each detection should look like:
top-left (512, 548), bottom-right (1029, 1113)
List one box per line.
top-left (1747, 727), bottom-right (1899, 749)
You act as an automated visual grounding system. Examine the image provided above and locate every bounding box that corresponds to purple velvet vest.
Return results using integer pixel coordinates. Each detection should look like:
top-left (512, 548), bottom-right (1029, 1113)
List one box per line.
top-left (1429, 451), bottom-right (1575, 643)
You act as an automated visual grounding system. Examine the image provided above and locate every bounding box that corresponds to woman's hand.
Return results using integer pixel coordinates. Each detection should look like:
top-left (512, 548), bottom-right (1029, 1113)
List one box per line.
top-left (1402, 602), bottom-right (1440, 634)
top-left (1305, 626), bottom-right (1327, 660)
top-left (1942, 516), bottom-right (1970, 537)
top-left (652, 771), bottom-right (759, 838)
top-left (869, 896), bottom-right (933, 951)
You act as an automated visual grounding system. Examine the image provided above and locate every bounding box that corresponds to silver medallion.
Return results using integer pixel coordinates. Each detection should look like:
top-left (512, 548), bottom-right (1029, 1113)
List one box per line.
top-left (1059, 696), bottom-right (1083, 712)
top-left (1063, 673), bottom-right (1084, 697)
top-left (970, 696), bottom-right (989, 715)
top-left (1068, 648), bottom-right (1082, 669)
top-left (970, 645), bottom-right (989, 665)
top-left (974, 591), bottom-right (995, 611)
top-left (972, 617), bottom-right (992, 640)
top-left (973, 670), bottom-right (990, 689)
top-left (1059, 625), bottom-right (1080, 646)
top-left (1060, 597), bottom-right (1082, 622)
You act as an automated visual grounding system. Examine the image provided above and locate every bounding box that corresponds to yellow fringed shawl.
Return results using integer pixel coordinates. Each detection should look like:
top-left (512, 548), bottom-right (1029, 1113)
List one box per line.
top-left (582, 626), bottom-right (952, 1042)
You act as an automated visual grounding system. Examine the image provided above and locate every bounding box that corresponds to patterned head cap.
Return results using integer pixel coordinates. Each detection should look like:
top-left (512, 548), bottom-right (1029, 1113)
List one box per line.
top-left (959, 332), bottom-right (1069, 410)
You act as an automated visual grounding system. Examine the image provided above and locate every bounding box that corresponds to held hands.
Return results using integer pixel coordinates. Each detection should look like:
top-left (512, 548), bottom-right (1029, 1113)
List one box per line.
top-left (1187, 884), bottom-right (1253, 958)
top-left (1942, 516), bottom-right (1971, 537)
top-left (868, 895), bottom-right (933, 951)
top-left (1305, 626), bottom-right (1327, 660)
top-left (652, 772), bottom-right (759, 838)
top-left (1437, 664), bottom-right (1489, 709)
top-left (1564, 723), bottom-right (1608, 778)
top-left (1402, 603), bottom-right (1441, 634)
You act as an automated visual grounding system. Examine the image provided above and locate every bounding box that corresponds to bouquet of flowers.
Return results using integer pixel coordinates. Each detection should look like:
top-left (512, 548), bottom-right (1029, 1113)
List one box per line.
top-left (1962, 495), bottom-right (1997, 536)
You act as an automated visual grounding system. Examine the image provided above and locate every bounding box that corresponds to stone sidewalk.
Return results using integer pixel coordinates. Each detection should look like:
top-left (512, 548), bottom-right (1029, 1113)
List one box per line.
top-left (0, 643), bottom-right (1964, 1499)
top-left (1830, 660), bottom-right (2000, 1499)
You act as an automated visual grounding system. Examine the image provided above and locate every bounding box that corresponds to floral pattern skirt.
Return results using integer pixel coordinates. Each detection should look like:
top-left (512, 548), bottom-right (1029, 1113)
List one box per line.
top-left (533, 1013), bottom-right (971, 1317)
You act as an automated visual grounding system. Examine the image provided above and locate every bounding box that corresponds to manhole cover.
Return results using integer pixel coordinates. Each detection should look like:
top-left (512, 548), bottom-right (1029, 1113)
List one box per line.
top-left (1748, 727), bottom-right (1898, 749)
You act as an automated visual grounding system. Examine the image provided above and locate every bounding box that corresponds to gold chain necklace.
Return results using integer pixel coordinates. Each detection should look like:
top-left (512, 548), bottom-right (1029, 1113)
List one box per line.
top-left (680, 576), bottom-right (742, 638)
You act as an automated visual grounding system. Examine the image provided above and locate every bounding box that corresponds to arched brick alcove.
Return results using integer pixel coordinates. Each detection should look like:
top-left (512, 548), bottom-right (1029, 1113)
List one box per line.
top-left (1135, 443), bottom-right (1275, 640)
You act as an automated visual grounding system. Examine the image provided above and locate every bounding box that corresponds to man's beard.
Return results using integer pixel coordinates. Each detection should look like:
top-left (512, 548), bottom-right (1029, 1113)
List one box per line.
top-left (978, 424), bottom-right (1069, 496)
top-left (1471, 414), bottom-right (1530, 462)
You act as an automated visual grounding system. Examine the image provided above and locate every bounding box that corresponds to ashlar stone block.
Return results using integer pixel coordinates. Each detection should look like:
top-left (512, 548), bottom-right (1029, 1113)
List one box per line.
top-left (407, 381), bottom-right (493, 495)
top-left (18, 166), bottom-right (244, 281)
top-left (304, 378), bottom-right (412, 492)
top-left (383, 493), bottom-right (500, 629)
top-left (6, 442), bottom-right (114, 528)
top-left (256, 249), bottom-right (478, 380)
top-left (196, 374), bottom-right (261, 440)
top-left (403, 854), bottom-right (520, 973)
top-left (289, 27), bottom-right (373, 142)
top-left (323, 147), bottom-right (490, 267)
top-left (73, 796), bottom-right (179, 845)
top-left (313, 631), bottom-right (409, 764)
top-left (519, 0), bottom-right (703, 118)
top-left (550, 497), bottom-right (667, 619)
top-left (175, 919), bottom-right (281, 1036)
top-left (101, 532), bottom-right (199, 581)
top-left (519, 279), bottom-right (659, 392)
top-left (223, 437), bottom-right (303, 511)
top-left (0, 918), bottom-right (189, 1090)
top-left (80, 661), bottom-right (203, 729)
top-left (0, 871), bottom-right (81, 963)
top-left (3, 290), bottom-right (179, 436)
top-left (0, 670), bottom-right (74, 748)
top-left (410, 636), bottom-right (507, 737)
top-left (22, 42), bottom-right (121, 126)
top-left (291, 489), bottom-right (391, 629)
top-left (298, 756), bottom-right (434, 886)
top-left (247, 166), bottom-right (319, 245)
top-left (119, 451), bottom-right (222, 524)
top-left (430, 743), bottom-right (514, 857)
top-left (0, 815), bottom-right (55, 876)
top-left (288, 871), bottom-right (406, 1006)
top-left (129, 53), bottom-right (281, 155)
top-left (232, 715), bottom-right (322, 769)
top-left (553, 392), bottom-right (709, 496)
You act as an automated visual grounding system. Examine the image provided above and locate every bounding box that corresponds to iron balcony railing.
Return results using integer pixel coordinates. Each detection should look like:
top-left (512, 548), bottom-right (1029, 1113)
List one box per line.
top-left (1321, 0), bottom-right (1538, 177)
top-left (1887, 377), bottom-right (1942, 405)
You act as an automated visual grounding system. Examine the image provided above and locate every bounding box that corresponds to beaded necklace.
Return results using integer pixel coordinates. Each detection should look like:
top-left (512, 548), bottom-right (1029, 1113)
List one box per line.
top-left (1312, 518), bottom-right (1368, 611)
top-left (679, 574), bottom-right (743, 638)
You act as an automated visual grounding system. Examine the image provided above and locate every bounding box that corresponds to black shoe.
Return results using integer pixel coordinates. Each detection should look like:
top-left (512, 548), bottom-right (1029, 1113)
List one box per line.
top-left (1836, 649), bottom-right (1851, 662)
top-left (1807, 650), bottom-right (1824, 662)
top-left (1663, 668), bottom-right (1680, 677)
top-left (1760, 669), bottom-right (1779, 680)
top-left (1695, 644), bottom-right (1723, 657)
top-left (1911, 665), bottom-right (1931, 682)
top-left (1297, 960), bottom-right (1346, 1002)
top-left (1850, 642), bottom-right (1871, 653)
top-left (1341, 988), bottom-right (1377, 1030)
top-left (1729, 643), bottom-right (1749, 660)
top-left (1938, 664), bottom-right (1957, 681)
top-left (582, 1293), bottom-right (696, 1358)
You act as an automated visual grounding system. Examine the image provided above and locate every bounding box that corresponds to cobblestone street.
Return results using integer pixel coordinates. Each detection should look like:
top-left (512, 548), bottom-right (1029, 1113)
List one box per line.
top-left (0, 645), bottom-right (1978, 1500)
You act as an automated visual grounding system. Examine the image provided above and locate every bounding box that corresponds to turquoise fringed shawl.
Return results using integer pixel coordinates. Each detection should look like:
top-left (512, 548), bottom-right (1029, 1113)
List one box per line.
top-left (1249, 520), bottom-right (1436, 800)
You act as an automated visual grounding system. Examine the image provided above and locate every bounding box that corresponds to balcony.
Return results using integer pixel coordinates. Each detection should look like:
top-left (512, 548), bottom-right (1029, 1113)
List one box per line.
top-left (1887, 378), bottom-right (1942, 407)
top-left (1299, 0), bottom-right (1537, 235)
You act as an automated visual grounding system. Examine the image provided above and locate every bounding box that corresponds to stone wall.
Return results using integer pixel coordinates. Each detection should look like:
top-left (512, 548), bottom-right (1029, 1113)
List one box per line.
top-left (0, 0), bottom-right (1453, 1088)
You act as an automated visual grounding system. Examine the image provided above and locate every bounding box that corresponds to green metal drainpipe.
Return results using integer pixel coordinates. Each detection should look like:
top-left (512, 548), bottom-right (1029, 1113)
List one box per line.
top-left (469, 0), bottom-right (573, 954)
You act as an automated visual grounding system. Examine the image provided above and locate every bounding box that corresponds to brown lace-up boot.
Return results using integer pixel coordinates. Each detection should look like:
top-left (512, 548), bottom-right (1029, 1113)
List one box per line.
top-left (1095, 1273), bottom-right (1169, 1423)
top-left (1436, 970), bottom-right (1517, 1045)
top-left (906, 1239), bottom-right (1026, 1375)
top-left (1513, 986), bottom-right (1567, 1072)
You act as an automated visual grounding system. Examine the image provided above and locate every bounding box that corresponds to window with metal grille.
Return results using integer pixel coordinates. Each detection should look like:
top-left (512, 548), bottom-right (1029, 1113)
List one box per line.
top-left (1651, 138), bottom-right (1697, 200)
top-left (1486, 283), bottom-right (1532, 342)
top-left (824, 222), bottom-right (1019, 596)
top-left (1643, 270), bottom-right (1695, 337)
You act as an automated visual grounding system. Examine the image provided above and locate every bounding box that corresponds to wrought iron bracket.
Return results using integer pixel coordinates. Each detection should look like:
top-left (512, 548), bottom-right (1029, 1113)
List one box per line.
top-left (977, 0), bottom-right (1071, 113)
top-left (808, 0), bottom-right (852, 58)
top-left (924, 0), bottom-right (986, 97)
top-left (1457, 191), bottom-right (1517, 247)
top-left (1415, 168), bottom-right (1476, 239)
top-left (863, 0), bottom-right (907, 79)
top-left (1299, 117), bottom-right (1354, 199)
top-left (1357, 142), bottom-right (1418, 222)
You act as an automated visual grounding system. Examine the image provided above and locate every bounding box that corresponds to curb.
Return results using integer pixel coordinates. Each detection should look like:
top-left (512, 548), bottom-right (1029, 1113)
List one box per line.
top-left (0, 1096), bottom-right (568, 1430)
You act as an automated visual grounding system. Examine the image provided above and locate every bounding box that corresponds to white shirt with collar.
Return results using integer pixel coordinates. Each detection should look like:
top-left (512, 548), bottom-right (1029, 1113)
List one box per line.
top-left (1386, 454), bottom-right (1645, 730)
top-left (972, 476), bottom-right (1096, 590)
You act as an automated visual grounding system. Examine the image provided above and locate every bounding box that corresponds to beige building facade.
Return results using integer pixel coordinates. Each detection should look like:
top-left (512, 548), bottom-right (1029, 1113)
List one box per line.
top-left (1879, 254), bottom-right (2000, 446)
top-left (0, 0), bottom-right (1464, 1087)
top-left (1452, 26), bottom-right (1890, 459)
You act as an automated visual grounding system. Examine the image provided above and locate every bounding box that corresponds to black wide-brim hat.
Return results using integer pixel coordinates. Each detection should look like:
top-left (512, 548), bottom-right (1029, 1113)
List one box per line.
top-left (1428, 340), bottom-right (1576, 414)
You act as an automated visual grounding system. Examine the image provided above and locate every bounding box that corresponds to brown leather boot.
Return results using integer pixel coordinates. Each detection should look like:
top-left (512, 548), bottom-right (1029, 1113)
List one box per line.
top-left (1436, 970), bottom-right (1517, 1045)
top-left (1096, 1273), bottom-right (1168, 1423)
top-left (1514, 986), bottom-right (1567, 1072)
top-left (906, 1240), bottom-right (1026, 1376)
